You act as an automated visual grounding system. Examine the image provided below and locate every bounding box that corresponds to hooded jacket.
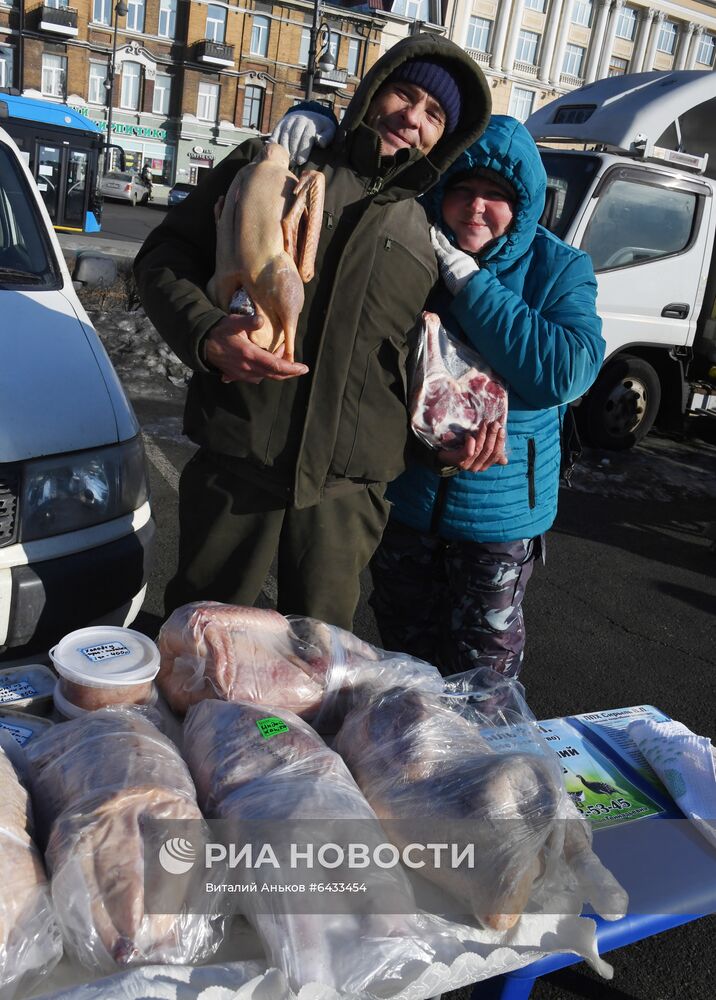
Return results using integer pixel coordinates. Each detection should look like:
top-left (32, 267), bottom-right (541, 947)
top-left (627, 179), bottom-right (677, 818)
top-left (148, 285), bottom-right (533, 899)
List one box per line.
top-left (386, 116), bottom-right (605, 542)
top-left (133, 35), bottom-right (490, 509)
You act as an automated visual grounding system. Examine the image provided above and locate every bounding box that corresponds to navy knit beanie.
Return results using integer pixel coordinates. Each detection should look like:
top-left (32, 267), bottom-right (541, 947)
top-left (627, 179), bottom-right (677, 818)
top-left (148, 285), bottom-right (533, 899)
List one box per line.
top-left (386, 59), bottom-right (462, 135)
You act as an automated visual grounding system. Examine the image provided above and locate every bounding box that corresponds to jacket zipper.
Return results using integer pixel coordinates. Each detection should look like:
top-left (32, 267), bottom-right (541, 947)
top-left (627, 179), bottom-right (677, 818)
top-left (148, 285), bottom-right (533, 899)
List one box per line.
top-left (527, 439), bottom-right (536, 509)
top-left (431, 477), bottom-right (448, 535)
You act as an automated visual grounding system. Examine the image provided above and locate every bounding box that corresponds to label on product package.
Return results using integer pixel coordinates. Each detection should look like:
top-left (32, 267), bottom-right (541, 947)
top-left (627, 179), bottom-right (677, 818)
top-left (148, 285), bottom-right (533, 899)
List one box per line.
top-left (0, 719), bottom-right (34, 746)
top-left (79, 641), bottom-right (131, 662)
top-left (539, 717), bottom-right (665, 828)
top-left (256, 717), bottom-right (289, 740)
top-left (570, 705), bottom-right (672, 792)
top-left (0, 679), bottom-right (38, 703)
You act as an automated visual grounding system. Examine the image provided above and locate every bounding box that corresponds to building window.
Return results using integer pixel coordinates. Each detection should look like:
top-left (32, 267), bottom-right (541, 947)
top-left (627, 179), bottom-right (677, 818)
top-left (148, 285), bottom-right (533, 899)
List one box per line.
top-left (562, 43), bottom-right (585, 78)
top-left (571, 0), bottom-right (592, 27)
top-left (391, 0), bottom-right (430, 18)
top-left (120, 60), bottom-right (141, 109)
top-left (0, 45), bottom-right (14, 89)
top-left (466, 16), bottom-right (492, 53)
top-left (206, 4), bottom-right (227, 43)
top-left (92, 0), bottom-right (111, 25)
top-left (41, 53), bottom-right (66, 98)
top-left (88, 61), bottom-right (107, 104)
top-left (524, 0), bottom-right (546, 11)
top-left (515, 30), bottom-right (540, 65)
top-left (45, 0), bottom-right (68, 7)
top-left (299, 27), bottom-right (311, 67)
top-left (608, 55), bottom-right (629, 76)
top-left (615, 6), bottom-right (637, 41)
top-left (657, 20), bottom-right (678, 54)
top-left (153, 72), bottom-right (171, 114)
top-left (242, 84), bottom-right (264, 129)
top-left (250, 15), bottom-right (269, 56)
top-left (347, 38), bottom-right (360, 75)
top-left (126, 0), bottom-right (145, 33)
top-left (508, 86), bottom-right (535, 122)
top-left (197, 80), bottom-right (219, 121)
top-left (158, 0), bottom-right (176, 38)
top-left (696, 34), bottom-right (716, 66)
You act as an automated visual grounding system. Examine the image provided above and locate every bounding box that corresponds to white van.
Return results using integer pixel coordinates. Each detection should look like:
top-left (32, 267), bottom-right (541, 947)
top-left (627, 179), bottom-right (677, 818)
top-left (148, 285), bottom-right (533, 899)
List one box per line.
top-left (0, 126), bottom-right (154, 655)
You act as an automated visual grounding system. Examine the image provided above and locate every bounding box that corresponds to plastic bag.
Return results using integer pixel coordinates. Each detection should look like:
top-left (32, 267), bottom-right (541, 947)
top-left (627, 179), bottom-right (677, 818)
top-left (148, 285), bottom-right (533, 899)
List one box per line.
top-left (157, 602), bottom-right (442, 731)
top-left (335, 667), bottom-right (628, 931)
top-left (25, 707), bottom-right (225, 973)
top-left (0, 732), bottom-right (62, 998)
top-left (409, 311), bottom-right (508, 451)
top-left (183, 699), bottom-right (439, 995)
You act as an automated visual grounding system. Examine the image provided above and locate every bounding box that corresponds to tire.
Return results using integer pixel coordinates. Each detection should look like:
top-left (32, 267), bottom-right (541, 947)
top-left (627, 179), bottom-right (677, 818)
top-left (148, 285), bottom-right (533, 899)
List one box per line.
top-left (579, 354), bottom-right (661, 450)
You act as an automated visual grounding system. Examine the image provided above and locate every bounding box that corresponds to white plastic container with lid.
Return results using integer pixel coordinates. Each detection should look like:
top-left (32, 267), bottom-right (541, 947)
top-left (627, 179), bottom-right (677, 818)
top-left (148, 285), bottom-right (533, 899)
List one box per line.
top-left (49, 626), bottom-right (160, 713)
top-left (0, 664), bottom-right (56, 715)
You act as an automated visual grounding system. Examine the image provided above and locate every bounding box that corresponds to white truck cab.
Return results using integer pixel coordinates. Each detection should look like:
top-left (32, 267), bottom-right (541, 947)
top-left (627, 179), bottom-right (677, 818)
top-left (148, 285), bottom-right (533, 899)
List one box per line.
top-left (0, 126), bottom-right (154, 656)
top-left (526, 71), bottom-right (716, 448)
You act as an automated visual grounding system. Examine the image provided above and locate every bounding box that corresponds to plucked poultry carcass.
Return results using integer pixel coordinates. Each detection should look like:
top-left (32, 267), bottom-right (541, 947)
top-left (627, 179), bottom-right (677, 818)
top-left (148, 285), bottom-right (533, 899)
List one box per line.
top-left (183, 699), bottom-right (437, 994)
top-left (336, 686), bottom-right (564, 931)
top-left (410, 311), bottom-right (508, 451)
top-left (25, 708), bottom-right (223, 972)
top-left (207, 141), bottom-right (325, 362)
top-left (0, 739), bottom-right (62, 997)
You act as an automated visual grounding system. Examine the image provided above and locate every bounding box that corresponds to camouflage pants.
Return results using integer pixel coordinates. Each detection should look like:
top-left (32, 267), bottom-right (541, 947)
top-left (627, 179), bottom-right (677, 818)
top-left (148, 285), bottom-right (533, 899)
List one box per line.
top-left (369, 520), bottom-right (540, 678)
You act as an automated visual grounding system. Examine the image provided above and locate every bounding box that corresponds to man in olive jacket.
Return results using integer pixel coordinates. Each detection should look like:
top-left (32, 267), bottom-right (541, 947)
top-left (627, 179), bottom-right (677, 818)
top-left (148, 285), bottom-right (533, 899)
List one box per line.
top-left (134, 34), bottom-right (490, 629)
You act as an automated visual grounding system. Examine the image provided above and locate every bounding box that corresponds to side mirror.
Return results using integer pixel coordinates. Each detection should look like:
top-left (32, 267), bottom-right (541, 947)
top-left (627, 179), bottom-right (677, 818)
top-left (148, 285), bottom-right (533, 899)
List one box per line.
top-left (539, 186), bottom-right (558, 231)
top-left (72, 251), bottom-right (117, 290)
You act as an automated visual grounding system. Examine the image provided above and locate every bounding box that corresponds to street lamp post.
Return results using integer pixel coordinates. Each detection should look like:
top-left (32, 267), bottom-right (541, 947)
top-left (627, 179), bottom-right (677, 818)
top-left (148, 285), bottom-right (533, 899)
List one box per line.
top-left (104, 0), bottom-right (128, 173)
top-left (304, 0), bottom-right (336, 101)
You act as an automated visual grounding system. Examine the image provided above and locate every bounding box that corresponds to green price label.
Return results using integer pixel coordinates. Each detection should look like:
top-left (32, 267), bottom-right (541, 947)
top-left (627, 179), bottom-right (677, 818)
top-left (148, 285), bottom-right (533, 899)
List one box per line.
top-left (256, 716), bottom-right (289, 739)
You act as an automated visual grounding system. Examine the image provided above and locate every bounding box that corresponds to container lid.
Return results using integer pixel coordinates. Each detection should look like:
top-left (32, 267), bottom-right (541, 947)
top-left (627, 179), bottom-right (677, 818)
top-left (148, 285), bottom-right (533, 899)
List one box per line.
top-left (53, 682), bottom-right (158, 720)
top-left (49, 626), bottom-right (160, 688)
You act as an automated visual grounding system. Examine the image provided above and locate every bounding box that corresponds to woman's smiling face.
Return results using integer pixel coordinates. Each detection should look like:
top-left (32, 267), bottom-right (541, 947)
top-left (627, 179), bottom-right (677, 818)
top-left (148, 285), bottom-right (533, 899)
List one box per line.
top-left (441, 175), bottom-right (516, 254)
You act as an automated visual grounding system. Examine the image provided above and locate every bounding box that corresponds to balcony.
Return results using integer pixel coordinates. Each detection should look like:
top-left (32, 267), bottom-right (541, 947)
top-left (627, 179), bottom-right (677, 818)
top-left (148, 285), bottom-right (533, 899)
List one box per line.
top-left (560, 72), bottom-right (584, 89)
top-left (195, 39), bottom-right (235, 68)
top-left (38, 4), bottom-right (78, 37)
top-left (513, 60), bottom-right (539, 77)
top-left (313, 67), bottom-right (348, 90)
top-left (466, 48), bottom-right (491, 68)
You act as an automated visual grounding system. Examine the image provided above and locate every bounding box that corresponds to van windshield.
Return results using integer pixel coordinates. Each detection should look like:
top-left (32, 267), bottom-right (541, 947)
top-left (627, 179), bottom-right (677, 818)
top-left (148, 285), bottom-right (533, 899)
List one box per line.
top-left (0, 143), bottom-right (58, 288)
top-left (539, 151), bottom-right (601, 239)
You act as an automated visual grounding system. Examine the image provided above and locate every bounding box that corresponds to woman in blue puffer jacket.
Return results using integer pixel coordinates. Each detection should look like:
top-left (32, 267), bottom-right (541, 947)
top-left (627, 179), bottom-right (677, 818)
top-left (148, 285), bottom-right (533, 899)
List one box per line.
top-left (369, 115), bottom-right (605, 677)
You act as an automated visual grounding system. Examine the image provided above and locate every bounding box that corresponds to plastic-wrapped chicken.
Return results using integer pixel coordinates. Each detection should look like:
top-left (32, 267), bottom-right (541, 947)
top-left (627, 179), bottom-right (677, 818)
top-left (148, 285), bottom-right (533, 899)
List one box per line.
top-left (335, 669), bottom-right (628, 931)
top-left (157, 601), bottom-right (442, 728)
top-left (25, 707), bottom-right (224, 973)
top-left (183, 699), bottom-right (438, 994)
top-left (0, 734), bottom-right (62, 998)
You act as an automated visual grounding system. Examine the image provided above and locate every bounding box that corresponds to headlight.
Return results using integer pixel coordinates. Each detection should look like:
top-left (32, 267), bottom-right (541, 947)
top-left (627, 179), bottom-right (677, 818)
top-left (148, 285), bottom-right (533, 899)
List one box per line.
top-left (20, 436), bottom-right (149, 541)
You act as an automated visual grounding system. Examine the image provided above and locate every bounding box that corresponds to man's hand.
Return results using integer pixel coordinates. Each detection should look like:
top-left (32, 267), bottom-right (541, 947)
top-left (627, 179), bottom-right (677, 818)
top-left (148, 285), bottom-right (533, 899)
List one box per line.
top-left (269, 110), bottom-right (337, 166)
top-left (203, 315), bottom-right (309, 384)
top-left (430, 226), bottom-right (479, 296)
top-left (438, 422), bottom-right (507, 472)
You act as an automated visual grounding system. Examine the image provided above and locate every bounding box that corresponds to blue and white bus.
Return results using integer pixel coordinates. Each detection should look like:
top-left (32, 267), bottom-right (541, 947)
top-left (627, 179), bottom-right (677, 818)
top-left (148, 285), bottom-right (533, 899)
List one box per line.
top-left (0, 94), bottom-right (103, 233)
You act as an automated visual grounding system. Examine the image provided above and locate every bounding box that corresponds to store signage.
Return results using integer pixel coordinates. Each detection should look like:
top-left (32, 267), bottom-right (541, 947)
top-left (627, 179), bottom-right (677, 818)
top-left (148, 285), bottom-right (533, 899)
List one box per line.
top-left (70, 107), bottom-right (168, 141)
top-left (190, 145), bottom-right (215, 160)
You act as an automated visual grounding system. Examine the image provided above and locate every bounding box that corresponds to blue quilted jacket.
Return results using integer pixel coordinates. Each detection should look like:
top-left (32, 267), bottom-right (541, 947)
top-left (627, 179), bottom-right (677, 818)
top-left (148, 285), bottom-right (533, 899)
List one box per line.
top-left (387, 116), bottom-right (605, 542)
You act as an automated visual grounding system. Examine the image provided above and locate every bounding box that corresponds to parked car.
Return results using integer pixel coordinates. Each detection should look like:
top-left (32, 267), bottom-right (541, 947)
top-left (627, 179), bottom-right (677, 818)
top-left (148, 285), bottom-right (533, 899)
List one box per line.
top-left (167, 181), bottom-right (194, 207)
top-left (98, 169), bottom-right (149, 206)
top-left (0, 126), bottom-right (155, 656)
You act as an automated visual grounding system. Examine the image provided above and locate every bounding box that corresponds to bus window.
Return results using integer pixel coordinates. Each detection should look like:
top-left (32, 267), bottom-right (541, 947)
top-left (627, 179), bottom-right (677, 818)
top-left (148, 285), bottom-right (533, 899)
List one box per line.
top-left (65, 149), bottom-right (88, 228)
top-left (36, 144), bottom-right (61, 222)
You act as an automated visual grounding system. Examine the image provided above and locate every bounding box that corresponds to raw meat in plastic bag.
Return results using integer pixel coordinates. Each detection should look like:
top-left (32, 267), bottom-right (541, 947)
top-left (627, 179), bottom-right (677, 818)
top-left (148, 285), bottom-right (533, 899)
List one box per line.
top-left (158, 601), bottom-right (442, 729)
top-left (25, 708), bottom-right (225, 972)
top-left (183, 699), bottom-right (439, 994)
top-left (0, 734), bottom-right (62, 998)
top-left (410, 311), bottom-right (508, 451)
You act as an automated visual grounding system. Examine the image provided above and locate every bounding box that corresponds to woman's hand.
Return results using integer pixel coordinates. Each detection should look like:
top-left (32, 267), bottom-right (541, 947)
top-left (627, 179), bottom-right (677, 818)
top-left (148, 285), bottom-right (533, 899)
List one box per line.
top-left (430, 226), bottom-right (480, 296)
top-left (438, 422), bottom-right (507, 472)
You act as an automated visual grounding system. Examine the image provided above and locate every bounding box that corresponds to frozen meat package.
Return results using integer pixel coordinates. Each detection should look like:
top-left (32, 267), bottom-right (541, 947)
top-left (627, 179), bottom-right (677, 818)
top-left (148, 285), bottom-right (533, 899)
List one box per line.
top-left (182, 699), bottom-right (445, 995)
top-left (157, 601), bottom-right (442, 728)
top-left (0, 733), bottom-right (62, 998)
top-left (24, 707), bottom-right (225, 973)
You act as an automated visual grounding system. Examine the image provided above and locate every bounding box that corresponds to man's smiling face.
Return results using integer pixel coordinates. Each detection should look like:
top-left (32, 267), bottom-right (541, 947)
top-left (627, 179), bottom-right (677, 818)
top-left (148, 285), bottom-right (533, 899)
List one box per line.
top-left (365, 81), bottom-right (447, 157)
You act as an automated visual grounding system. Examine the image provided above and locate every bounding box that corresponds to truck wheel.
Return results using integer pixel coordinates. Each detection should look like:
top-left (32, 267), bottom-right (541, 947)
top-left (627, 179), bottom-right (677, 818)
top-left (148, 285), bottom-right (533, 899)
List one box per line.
top-left (580, 354), bottom-right (661, 450)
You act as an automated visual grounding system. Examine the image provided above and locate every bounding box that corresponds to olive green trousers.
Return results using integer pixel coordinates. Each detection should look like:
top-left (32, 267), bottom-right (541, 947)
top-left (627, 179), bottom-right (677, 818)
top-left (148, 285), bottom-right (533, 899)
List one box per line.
top-left (165, 449), bottom-right (390, 630)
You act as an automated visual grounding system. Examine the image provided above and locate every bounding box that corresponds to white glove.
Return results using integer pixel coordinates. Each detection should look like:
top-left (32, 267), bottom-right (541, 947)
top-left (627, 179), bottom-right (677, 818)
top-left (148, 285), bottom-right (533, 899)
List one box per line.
top-left (269, 110), bottom-right (337, 166)
top-left (430, 226), bottom-right (479, 296)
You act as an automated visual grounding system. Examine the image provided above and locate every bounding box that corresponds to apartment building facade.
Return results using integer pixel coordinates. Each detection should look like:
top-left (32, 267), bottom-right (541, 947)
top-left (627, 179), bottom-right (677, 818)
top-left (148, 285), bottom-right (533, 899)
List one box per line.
top-left (0, 0), bottom-right (384, 183)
